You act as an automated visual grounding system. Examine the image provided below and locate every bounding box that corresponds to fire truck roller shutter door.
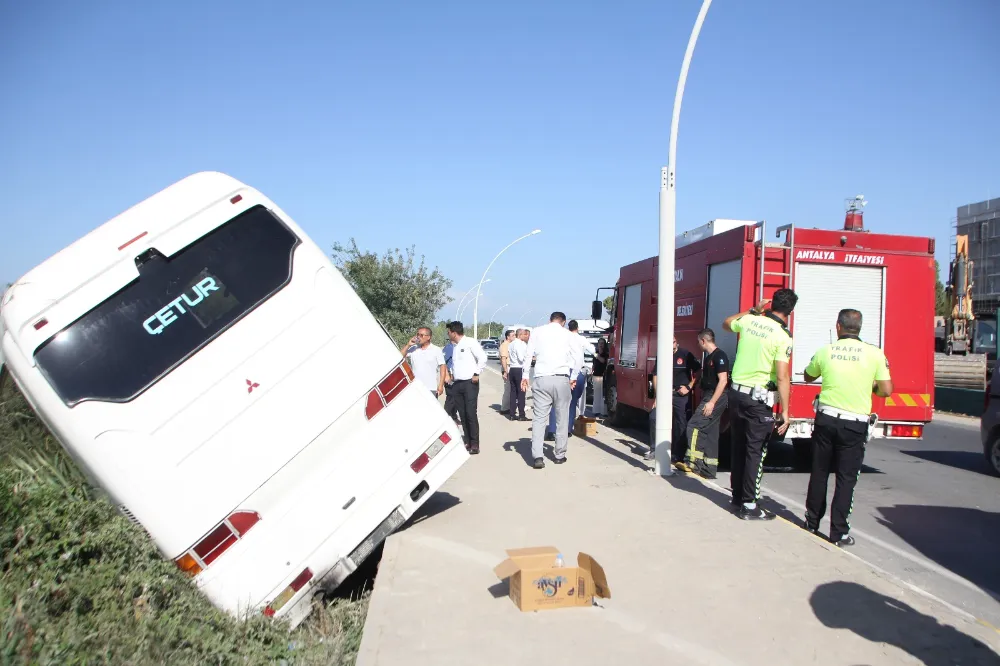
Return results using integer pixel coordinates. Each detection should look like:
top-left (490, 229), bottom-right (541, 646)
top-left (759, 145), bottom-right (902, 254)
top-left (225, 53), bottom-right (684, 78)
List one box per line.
top-left (706, 259), bottom-right (742, 364)
top-left (792, 264), bottom-right (885, 379)
top-left (619, 283), bottom-right (642, 368)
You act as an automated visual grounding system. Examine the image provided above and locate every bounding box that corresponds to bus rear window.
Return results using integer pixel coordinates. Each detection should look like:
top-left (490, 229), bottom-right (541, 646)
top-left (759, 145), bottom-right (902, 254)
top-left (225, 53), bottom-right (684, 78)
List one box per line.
top-left (34, 205), bottom-right (300, 405)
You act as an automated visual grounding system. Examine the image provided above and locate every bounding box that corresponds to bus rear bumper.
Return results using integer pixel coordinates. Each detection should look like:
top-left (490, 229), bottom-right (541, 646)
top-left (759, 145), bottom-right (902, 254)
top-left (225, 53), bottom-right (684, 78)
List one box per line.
top-left (196, 416), bottom-right (469, 627)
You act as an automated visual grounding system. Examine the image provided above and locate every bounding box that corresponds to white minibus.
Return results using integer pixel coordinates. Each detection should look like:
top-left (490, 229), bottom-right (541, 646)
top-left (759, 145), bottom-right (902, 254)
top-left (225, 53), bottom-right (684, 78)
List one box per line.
top-left (0, 172), bottom-right (469, 627)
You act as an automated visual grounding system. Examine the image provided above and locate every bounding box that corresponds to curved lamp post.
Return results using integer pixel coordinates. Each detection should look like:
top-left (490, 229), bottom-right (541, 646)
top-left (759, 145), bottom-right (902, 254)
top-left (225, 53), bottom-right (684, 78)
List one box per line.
top-left (453, 279), bottom-right (492, 321)
top-left (459, 283), bottom-right (490, 320)
top-left (487, 304), bottom-right (508, 338)
top-left (654, 0), bottom-right (712, 478)
top-left (473, 229), bottom-right (541, 339)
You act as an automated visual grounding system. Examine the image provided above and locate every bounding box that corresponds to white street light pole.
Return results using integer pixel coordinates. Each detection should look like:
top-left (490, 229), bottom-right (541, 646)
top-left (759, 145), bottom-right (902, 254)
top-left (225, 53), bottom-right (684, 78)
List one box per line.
top-left (453, 279), bottom-right (492, 321)
top-left (655, 0), bottom-right (712, 478)
top-left (487, 304), bottom-right (508, 338)
top-left (459, 283), bottom-right (489, 320)
top-left (515, 309), bottom-right (532, 324)
top-left (473, 229), bottom-right (541, 339)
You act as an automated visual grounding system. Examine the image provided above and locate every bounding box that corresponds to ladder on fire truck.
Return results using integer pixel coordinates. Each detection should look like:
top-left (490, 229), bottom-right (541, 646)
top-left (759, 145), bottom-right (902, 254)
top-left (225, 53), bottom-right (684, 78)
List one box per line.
top-left (753, 220), bottom-right (796, 303)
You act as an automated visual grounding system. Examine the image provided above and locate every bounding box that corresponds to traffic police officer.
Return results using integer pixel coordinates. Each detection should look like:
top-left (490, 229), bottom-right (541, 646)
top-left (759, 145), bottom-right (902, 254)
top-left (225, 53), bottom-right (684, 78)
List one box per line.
top-left (722, 288), bottom-right (798, 521)
top-left (802, 308), bottom-right (892, 547)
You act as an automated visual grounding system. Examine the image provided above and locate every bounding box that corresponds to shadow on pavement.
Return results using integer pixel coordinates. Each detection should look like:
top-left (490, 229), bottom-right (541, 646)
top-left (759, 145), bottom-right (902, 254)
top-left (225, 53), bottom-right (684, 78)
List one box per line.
top-left (487, 580), bottom-right (509, 599)
top-left (397, 491), bottom-right (462, 533)
top-left (579, 434), bottom-right (652, 472)
top-left (503, 438), bottom-right (536, 466)
top-left (663, 472), bottom-right (734, 512)
top-left (876, 505), bottom-right (1000, 598)
top-left (810, 581), bottom-right (1000, 665)
top-left (901, 449), bottom-right (994, 476)
top-left (615, 437), bottom-right (649, 457)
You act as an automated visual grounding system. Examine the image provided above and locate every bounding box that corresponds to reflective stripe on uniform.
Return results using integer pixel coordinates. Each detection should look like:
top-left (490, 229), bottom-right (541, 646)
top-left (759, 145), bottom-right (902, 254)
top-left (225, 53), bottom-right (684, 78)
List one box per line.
top-left (753, 439), bottom-right (769, 501)
top-left (687, 428), bottom-right (699, 459)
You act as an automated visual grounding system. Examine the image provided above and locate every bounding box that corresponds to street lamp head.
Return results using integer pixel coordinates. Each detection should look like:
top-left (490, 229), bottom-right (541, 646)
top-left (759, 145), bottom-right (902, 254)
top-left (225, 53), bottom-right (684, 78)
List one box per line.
top-left (530, 229), bottom-right (541, 235)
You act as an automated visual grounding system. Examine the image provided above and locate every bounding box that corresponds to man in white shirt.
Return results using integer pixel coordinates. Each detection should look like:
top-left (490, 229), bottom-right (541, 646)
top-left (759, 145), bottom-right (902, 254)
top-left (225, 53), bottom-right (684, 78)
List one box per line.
top-left (447, 321), bottom-right (488, 454)
top-left (520, 312), bottom-right (579, 468)
top-left (400, 327), bottom-right (446, 397)
top-left (547, 320), bottom-right (594, 438)
top-left (507, 328), bottom-right (530, 421)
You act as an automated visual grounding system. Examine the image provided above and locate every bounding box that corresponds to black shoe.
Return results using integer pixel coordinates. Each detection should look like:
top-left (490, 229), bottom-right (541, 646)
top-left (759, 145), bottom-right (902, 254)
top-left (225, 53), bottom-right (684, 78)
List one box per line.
top-left (533, 457), bottom-right (545, 469)
top-left (469, 446), bottom-right (480, 455)
top-left (554, 457), bottom-right (567, 465)
top-left (833, 535), bottom-right (855, 548)
top-left (804, 522), bottom-right (820, 535)
top-left (737, 505), bottom-right (776, 521)
top-left (518, 416), bottom-right (529, 422)
top-left (544, 432), bottom-right (555, 442)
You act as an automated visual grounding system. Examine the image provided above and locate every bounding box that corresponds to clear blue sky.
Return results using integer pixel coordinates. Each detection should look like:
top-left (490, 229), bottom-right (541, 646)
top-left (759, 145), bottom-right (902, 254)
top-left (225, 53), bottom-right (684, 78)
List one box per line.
top-left (2, 0), bottom-right (997, 331)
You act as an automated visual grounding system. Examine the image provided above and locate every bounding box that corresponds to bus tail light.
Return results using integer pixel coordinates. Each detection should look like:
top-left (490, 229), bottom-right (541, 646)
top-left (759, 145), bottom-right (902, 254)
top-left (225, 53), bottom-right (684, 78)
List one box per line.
top-left (264, 568), bottom-right (313, 617)
top-left (173, 510), bottom-right (261, 576)
top-left (364, 362), bottom-right (414, 420)
top-left (890, 424), bottom-right (923, 438)
top-left (411, 431), bottom-right (453, 473)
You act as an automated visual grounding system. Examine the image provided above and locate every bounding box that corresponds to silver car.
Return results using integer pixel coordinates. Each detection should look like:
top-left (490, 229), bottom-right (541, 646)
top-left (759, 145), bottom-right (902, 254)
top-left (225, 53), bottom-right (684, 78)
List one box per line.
top-left (982, 369), bottom-right (1000, 475)
top-left (481, 340), bottom-right (500, 360)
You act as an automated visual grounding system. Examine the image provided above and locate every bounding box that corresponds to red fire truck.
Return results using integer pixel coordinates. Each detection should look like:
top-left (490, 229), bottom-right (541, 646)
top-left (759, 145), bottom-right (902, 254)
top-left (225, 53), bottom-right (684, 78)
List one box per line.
top-left (591, 206), bottom-right (935, 459)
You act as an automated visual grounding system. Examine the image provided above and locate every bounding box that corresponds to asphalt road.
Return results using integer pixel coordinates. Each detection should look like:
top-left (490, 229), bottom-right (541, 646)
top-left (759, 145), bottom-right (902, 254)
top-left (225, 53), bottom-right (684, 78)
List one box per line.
top-left (485, 361), bottom-right (1000, 626)
top-left (736, 414), bottom-right (1000, 628)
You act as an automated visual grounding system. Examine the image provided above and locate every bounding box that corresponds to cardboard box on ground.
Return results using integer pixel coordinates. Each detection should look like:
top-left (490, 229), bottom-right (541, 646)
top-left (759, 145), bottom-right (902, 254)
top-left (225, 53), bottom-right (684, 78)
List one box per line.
top-left (574, 416), bottom-right (598, 437)
top-left (493, 546), bottom-right (611, 611)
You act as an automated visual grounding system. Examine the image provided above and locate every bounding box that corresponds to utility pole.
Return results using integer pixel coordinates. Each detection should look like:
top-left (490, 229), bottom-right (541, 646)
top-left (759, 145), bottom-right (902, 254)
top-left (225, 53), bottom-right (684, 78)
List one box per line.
top-left (654, 0), bottom-right (713, 477)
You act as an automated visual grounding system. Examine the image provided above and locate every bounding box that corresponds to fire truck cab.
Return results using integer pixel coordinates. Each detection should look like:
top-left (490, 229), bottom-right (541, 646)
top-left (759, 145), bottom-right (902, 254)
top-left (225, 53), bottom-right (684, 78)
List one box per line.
top-left (593, 207), bottom-right (935, 459)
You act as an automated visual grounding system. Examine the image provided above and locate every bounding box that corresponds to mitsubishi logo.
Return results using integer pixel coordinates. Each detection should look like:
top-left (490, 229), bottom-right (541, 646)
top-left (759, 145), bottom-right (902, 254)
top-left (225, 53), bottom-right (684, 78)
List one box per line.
top-left (246, 379), bottom-right (260, 394)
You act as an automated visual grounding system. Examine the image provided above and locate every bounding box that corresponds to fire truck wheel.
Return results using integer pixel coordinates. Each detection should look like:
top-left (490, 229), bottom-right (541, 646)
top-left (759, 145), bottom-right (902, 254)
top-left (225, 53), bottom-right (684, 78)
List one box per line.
top-left (792, 438), bottom-right (813, 467)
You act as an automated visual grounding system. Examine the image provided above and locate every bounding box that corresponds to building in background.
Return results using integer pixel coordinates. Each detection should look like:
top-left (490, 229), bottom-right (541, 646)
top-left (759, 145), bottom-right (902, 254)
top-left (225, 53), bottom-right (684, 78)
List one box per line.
top-left (955, 197), bottom-right (1000, 315)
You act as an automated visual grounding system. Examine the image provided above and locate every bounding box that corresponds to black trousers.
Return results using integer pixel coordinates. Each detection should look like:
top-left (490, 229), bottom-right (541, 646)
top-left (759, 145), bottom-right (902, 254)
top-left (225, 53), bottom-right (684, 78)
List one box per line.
top-left (685, 391), bottom-right (728, 478)
top-left (508, 367), bottom-right (526, 418)
top-left (670, 393), bottom-right (692, 461)
top-left (452, 379), bottom-right (480, 448)
top-left (444, 383), bottom-right (461, 424)
top-left (805, 412), bottom-right (868, 539)
top-left (728, 389), bottom-right (776, 505)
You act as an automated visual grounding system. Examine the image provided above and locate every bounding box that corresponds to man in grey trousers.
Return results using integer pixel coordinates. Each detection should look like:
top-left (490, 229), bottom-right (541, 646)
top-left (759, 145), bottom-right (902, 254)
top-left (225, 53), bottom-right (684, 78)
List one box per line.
top-left (520, 311), bottom-right (579, 469)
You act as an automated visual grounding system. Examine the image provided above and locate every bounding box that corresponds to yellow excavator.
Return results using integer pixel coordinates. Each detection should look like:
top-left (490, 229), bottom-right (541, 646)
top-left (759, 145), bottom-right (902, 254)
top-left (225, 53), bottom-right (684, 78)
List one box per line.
top-left (942, 235), bottom-right (976, 356)
top-left (936, 235), bottom-right (996, 389)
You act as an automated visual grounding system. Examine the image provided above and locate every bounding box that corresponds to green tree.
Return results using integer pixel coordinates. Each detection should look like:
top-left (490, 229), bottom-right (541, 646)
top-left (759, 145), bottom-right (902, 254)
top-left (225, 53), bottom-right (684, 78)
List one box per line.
top-left (602, 295), bottom-right (615, 319)
top-left (935, 259), bottom-right (950, 317)
top-left (331, 240), bottom-right (452, 345)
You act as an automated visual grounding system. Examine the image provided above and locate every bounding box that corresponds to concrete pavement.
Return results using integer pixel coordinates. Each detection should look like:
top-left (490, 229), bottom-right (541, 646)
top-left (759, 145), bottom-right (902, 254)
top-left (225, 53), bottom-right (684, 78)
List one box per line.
top-left (734, 412), bottom-right (1000, 628)
top-left (357, 370), bottom-right (1000, 665)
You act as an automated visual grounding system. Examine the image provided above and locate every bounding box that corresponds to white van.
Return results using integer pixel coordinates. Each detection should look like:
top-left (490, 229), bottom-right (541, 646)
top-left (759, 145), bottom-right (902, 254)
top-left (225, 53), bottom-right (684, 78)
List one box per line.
top-left (0, 172), bottom-right (469, 627)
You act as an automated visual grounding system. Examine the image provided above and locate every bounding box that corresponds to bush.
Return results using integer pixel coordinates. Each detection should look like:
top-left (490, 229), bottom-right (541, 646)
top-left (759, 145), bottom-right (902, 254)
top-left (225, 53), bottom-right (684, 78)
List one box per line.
top-left (0, 383), bottom-right (368, 665)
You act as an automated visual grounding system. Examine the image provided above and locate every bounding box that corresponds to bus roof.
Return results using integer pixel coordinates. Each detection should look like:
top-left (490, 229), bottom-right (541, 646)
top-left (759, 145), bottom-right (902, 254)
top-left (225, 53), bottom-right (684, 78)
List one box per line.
top-left (3, 172), bottom-right (246, 335)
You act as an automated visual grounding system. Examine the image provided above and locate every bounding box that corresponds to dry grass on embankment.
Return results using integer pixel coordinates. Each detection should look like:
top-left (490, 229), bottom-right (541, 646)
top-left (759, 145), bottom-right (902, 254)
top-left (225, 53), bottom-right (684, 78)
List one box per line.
top-left (0, 376), bottom-right (369, 665)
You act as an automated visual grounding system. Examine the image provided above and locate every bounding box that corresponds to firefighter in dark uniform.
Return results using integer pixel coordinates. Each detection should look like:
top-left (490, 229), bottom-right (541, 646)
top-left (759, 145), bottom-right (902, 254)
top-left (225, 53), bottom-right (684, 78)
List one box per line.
top-left (677, 328), bottom-right (730, 479)
top-left (722, 289), bottom-right (798, 521)
top-left (802, 308), bottom-right (892, 547)
top-left (646, 337), bottom-right (701, 462)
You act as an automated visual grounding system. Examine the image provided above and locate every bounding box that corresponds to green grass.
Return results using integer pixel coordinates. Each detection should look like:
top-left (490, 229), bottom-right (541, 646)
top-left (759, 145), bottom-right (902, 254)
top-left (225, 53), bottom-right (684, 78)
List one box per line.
top-left (0, 375), bottom-right (369, 665)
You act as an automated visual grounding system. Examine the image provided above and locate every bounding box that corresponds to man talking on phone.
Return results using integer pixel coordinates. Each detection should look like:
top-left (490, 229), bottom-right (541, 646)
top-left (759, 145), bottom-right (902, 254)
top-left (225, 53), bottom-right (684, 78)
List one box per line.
top-left (722, 288), bottom-right (798, 521)
top-left (400, 327), bottom-right (447, 398)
